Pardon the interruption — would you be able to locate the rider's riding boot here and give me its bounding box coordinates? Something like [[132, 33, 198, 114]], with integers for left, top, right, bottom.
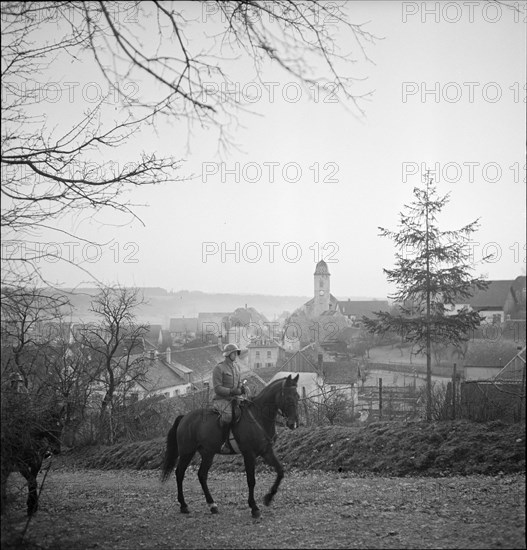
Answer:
[[219, 416, 237, 454]]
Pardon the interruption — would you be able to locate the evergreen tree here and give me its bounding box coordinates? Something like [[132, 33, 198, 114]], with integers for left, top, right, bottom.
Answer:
[[363, 173, 489, 421]]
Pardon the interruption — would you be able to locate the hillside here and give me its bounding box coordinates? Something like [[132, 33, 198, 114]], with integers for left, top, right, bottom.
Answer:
[[56, 288, 382, 324]]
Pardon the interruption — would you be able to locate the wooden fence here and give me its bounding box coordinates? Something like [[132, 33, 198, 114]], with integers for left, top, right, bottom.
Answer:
[[358, 381, 422, 421], [460, 381, 526, 423]]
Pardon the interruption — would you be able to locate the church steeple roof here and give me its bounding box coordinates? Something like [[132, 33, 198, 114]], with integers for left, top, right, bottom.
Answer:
[[314, 260, 330, 276]]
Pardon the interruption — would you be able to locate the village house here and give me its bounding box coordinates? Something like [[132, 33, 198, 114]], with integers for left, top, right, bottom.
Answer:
[[450, 276, 526, 323], [169, 317, 199, 342], [197, 312, 230, 343], [128, 348, 192, 401], [168, 343, 227, 389], [337, 299, 390, 325], [266, 347, 358, 406], [221, 306, 270, 351], [247, 338, 286, 369]]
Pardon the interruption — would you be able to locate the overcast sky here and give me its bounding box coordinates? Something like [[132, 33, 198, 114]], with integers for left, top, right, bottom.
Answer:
[[19, 1, 527, 299]]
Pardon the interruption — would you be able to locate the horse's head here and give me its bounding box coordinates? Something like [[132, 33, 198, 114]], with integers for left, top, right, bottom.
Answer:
[[278, 374, 300, 430]]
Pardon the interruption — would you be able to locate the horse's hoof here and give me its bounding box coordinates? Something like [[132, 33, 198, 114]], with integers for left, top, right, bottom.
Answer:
[[180, 506, 190, 514], [210, 504, 218, 514], [263, 494, 273, 507], [252, 509, 261, 519]]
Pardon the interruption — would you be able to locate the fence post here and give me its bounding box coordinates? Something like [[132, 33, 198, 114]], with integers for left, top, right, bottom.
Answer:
[[519, 359, 526, 422], [379, 378, 383, 420], [452, 363, 457, 420]]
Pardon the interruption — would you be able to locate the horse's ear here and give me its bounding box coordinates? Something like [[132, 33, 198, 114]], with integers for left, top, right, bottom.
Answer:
[[286, 375, 292, 382], [293, 374, 299, 384]]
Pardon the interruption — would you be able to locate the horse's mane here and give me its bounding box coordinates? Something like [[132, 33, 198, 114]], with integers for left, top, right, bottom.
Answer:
[[253, 377, 289, 403]]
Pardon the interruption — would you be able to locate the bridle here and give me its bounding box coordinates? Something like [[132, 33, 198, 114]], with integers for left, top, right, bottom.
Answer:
[[243, 379, 297, 444]]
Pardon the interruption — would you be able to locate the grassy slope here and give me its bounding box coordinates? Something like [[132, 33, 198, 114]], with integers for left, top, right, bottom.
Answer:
[[64, 420, 525, 477]]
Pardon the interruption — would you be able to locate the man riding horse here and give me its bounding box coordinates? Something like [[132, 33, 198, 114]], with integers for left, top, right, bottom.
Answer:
[[212, 343, 246, 454]]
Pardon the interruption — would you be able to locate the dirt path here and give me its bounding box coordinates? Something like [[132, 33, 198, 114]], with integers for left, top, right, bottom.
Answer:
[[2, 467, 525, 549]]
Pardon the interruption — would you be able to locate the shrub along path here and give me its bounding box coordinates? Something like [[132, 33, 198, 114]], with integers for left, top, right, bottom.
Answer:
[[65, 420, 525, 477]]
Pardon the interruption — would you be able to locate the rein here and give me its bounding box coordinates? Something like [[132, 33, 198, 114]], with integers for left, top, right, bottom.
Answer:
[[244, 379, 286, 445], [246, 407, 275, 445]]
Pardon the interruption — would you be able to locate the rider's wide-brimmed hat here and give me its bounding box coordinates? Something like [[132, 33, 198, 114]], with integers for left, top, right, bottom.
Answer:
[[223, 343, 241, 357]]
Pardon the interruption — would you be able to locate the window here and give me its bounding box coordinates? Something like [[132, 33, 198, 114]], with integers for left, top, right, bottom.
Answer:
[[256, 362, 261, 368], [203, 382, 210, 390], [266, 362, 272, 368], [267, 351, 271, 359], [256, 351, 260, 358]]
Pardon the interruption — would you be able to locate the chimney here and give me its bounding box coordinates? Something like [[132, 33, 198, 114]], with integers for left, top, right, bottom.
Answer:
[[149, 349, 155, 360], [166, 346, 171, 363]]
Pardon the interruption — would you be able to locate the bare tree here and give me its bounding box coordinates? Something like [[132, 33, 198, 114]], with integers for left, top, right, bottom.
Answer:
[[0, 288, 100, 446], [38, 332, 100, 445], [311, 374, 353, 425], [1, 1, 377, 284], [0, 286, 70, 389], [76, 285, 149, 443]]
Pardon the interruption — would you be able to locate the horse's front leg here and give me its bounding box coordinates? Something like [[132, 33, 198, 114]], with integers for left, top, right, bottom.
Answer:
[[261, 447, 284, 507], [1, 468, 10, 515], [242, 452, 260, 518], [197, 450, 218, 514], [20, 467, 39, 516]]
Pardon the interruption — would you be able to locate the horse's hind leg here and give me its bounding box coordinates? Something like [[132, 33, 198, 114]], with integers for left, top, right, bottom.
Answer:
[[197, 450, 218, 514], [261, 448, 284, 507], [176, 452, 194, 514]]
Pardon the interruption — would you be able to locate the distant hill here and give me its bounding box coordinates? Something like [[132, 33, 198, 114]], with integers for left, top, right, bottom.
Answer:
[[56, 288, 386, 327]]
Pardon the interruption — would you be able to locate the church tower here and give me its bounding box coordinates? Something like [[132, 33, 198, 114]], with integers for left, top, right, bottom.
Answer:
[[313, 260, 330, 316]]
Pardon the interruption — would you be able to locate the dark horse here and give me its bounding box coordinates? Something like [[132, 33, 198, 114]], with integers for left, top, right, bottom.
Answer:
[[0, 393, 64, 516], [161, 374, 300, 518]]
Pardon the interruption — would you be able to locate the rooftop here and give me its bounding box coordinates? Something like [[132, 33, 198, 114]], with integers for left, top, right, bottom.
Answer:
[[170, 344, 224, 381]]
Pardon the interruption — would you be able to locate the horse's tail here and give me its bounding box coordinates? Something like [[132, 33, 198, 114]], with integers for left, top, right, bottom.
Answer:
[[160, 415, 184, 482]]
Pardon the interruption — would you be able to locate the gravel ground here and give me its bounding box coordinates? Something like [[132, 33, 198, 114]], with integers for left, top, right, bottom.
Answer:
[[1, 466, 525, 549]]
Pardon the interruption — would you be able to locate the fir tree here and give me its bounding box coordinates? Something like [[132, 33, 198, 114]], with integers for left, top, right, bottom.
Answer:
[[363, 173, 489, 421]]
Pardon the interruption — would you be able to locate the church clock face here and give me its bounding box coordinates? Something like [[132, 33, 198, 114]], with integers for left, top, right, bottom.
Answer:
[[319, 290, 325, 296]]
